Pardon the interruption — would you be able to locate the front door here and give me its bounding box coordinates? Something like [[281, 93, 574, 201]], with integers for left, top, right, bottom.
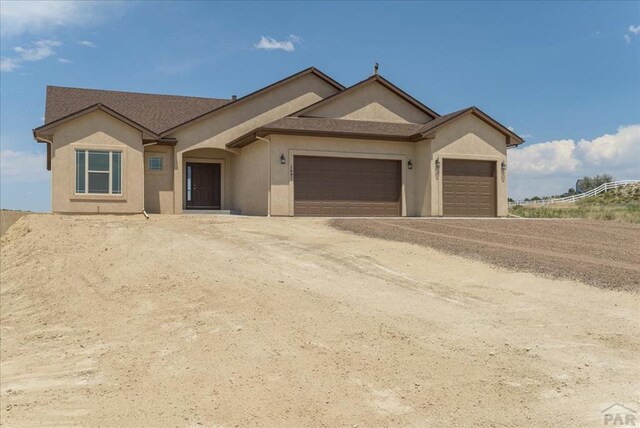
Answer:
[[186, 163, 221, 209]]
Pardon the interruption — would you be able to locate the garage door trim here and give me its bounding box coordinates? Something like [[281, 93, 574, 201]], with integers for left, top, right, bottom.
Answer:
[[289, 149, 407, 216]]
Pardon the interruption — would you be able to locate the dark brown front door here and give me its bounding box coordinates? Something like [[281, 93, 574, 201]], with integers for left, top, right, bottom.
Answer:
[[186, 163, 221, 209], [294, 156, 401, 217], [442, 159, 496, 217]]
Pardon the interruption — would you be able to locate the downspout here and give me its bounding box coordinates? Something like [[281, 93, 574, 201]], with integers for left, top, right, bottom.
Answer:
[[34, 135, 53, 211], [255, 135, 271, 217]]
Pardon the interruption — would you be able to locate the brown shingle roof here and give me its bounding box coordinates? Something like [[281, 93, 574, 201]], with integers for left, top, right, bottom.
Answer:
[[227, 117, 425, 148], [44, 86, 231, 134], [227, 107, 525, 148]]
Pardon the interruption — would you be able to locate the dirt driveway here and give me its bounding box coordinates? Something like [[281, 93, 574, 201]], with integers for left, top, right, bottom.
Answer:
[[330, 218, 640, 291], [1, 215, 638, 426]]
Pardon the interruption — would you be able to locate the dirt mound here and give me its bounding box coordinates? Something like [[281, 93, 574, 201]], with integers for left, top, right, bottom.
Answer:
[[1, 215, 638, 426]]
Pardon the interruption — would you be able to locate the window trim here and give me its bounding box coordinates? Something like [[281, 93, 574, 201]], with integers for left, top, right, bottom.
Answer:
[[148, 155, 164, 171], [145, 152, 166, 176], [75, 149, 123, 195]]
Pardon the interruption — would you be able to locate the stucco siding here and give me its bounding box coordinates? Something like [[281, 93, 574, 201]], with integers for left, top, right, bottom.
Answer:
[[144, 145, 174, 214], [269, 134, 418, 216], [301, 82, 431, 124], [50, 110, 144, 214], [171, 73, 339, 213], [232, 141, 268, 215], [428, 114, 509, 217]]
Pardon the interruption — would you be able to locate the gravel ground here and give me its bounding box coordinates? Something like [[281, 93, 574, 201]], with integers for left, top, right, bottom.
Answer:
[[330, 218, 640, 292]]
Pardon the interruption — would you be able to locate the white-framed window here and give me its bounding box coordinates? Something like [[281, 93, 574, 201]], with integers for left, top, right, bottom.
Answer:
[[75, 149, 122, 194], [148, 155, 163, 171]]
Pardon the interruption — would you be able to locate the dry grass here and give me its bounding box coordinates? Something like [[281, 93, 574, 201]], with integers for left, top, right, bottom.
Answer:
[[510, 183, 640, 223]]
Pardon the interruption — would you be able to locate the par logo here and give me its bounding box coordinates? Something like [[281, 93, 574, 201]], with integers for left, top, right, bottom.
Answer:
[[601, 403, 637, 426]]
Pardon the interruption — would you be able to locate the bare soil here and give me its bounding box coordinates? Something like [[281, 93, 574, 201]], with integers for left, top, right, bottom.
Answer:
[[0, 210, 32, 236], [330, 218, 640, 292], [1, 215, 638, 426]]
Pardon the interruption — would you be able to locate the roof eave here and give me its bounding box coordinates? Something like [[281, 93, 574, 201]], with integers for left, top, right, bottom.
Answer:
[[227, 128, 424, 149], [410, 106, 524, 146], [34, 103, 160, 140]]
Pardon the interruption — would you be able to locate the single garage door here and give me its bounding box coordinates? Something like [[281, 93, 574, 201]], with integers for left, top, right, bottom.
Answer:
[[443, 159, 496, 217], [294, 156, 401, 216]]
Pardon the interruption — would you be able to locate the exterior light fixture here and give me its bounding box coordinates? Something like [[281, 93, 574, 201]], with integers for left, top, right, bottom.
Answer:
[[435, 158, 441, 169], [501, 160, 507, 171], [408, 160, 413, 170], [280, 154, 286, 165]]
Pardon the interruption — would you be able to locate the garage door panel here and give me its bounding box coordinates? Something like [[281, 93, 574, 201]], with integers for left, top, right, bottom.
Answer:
[[443, 159, 496, 217], [294, 156, 401, 217]]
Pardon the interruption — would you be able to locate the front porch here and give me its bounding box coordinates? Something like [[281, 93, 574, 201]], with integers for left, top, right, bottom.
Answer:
[[179, 148, 236, 213]]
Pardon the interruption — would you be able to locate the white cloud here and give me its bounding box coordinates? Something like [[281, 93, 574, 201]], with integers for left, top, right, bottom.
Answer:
[[0, 1, 126, 37], [14, 39, 61, 61], [58, 58, 72, 63], [79, 40, 96, 47], [254, 34, 302, 52], [509, 125, 640, 199], [1, 39, 61, 72], [510, 139, 580, 176], [577, 125, 639, 166], [0, 150, 49, 183], [625, 24, 640, 43], [0, 57, 20, 72]]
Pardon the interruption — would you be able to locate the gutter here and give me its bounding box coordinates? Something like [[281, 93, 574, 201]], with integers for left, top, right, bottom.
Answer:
[[33, 131, 53, 171]]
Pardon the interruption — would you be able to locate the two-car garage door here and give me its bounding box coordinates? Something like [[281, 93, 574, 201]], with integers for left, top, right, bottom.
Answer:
[[294, 156, 401, 217]]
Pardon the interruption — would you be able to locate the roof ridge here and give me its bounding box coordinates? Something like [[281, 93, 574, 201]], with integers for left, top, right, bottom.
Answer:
[[46, 85, 230, 102]]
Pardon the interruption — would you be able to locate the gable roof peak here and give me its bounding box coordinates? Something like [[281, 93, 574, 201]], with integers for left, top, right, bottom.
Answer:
[[291, 72, 439, 120]]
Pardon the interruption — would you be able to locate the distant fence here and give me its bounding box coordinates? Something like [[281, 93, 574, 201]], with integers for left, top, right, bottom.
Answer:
[[509, 180, 640, 207]]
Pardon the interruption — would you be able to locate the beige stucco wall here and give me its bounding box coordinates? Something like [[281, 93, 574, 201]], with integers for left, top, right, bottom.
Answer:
[[50, 110, 144, 214], [427, 113, 509, 217], [144, 145, 174, 214], [302, 81, 431, 124], [170, 73, 340, 213], [232, 141, 268, 215], [268, 134, 418, 216]]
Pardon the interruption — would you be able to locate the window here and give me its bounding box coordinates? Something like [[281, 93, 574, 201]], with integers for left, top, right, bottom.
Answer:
[[76, 149, 122, 194], [148, 156, 163, 171]]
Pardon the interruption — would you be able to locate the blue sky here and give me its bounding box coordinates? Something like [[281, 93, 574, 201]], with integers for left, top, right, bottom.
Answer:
[[1, 1, 639, 211]]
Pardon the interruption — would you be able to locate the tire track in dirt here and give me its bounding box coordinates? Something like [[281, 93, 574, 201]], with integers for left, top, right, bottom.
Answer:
[[330, 219, 640, 291]]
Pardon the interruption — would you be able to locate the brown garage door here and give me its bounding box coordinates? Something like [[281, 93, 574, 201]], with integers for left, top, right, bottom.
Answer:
[[294, 156, 401, 216], [443, 159, 496, 217]]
